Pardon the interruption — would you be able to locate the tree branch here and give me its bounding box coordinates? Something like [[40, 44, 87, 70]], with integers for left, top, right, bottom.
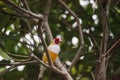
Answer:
[[102, 39, 120, 58], [25, 19, 38, 49], [2, 0, 44, 21], [95, 0, 111, 80], [2, 0, 73, 79], [38, 0, 73, 79], [37, 22, 53, 66], [0, 61, 38, 76], [30, 53, 50, 68], [58, 0, 84, 71], [0, 10, 32, 18], [42, 0, 53, 42], [44, 0, 52, 19], [31, 51, 70, 79], [97, 0, 110, 55], [22, 0, 31, 11]]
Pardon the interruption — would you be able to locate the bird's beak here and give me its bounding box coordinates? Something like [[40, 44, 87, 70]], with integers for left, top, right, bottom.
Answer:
[[60, 39, 62, 42]]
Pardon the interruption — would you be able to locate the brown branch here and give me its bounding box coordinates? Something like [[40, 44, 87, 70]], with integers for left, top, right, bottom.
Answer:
[[42, 0, 53, 42], [0, 61, 38, 76], [30, 53, 50, 68], [44, 0, 52, 19], [95, 0, 111, 80], [58, 0, 84, 71], [37, 24, 69, 78], [31, 51, 70, 79], [2, 0, 73, 79], [0, 10, 32, 18], [2, 0, 44, 21], [39, 0, 73, 79], [102, 39, 120, 58], [37, 0, 54, 66], [37, 22, 53, 66], [1, 61, 38, 66], [0, 53, 67, 78], [22, 0, 31, 11], [97, 0, 110, 55]]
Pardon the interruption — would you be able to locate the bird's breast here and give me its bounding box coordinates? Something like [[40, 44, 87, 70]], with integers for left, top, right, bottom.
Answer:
[[42, 50, 58, 63], [48, 44, 60, 54]]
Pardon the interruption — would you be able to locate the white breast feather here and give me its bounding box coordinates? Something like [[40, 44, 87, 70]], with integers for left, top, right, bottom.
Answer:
[[48, 44, 60, 54]]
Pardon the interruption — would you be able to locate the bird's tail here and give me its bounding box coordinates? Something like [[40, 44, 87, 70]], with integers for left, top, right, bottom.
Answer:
[[38, 65, 46, 80]]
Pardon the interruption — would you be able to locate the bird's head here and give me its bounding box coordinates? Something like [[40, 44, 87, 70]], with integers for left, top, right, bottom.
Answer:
[[53, 38, 62, 44]]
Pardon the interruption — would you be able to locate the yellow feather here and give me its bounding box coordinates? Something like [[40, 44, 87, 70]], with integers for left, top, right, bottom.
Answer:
[[42, 50, 58, 63], [38, 39, 61, 79]]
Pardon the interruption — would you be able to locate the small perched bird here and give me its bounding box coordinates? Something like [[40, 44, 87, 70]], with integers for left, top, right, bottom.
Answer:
[[38, 38, 62, 79]]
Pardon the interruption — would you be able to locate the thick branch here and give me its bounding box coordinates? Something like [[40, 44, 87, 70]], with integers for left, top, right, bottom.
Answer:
[[44, 0, 52, 19], [43, 0, 53, 42], [97, 0, 110, 55], [95, 0, 111, 80]]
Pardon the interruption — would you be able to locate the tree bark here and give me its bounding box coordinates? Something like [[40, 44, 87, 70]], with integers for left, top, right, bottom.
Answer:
[[95, 0, 111, 80]]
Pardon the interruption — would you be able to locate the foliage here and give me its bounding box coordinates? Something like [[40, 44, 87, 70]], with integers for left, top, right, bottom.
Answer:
[[0, 0, 120, 80]]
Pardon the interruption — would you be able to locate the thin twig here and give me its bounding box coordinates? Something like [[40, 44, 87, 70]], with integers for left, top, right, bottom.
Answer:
[[25, 19, 38, 48], [22, 0, 31, 11], [0, 65, 16, 76], [91, 72, 96, 80], [0, 10, 32, 18], [2, 0, 44, 20], [0, 61, 38, 76], [7, 52, 29, 59], [88, 33, 100, 52], [102, 39, 120, 58], [30, 53, 50, 68], [1, 60, 38, 66]]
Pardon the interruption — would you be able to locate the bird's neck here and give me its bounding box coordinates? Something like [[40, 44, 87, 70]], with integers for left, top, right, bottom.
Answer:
[[48, 43, 60, 54]]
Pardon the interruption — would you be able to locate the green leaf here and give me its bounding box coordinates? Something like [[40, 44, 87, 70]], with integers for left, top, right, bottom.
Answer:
[[60, 48, 78, 62], [71, 66, 77, 75], [0, 67, 5, 73], [0, 14, 11, 30], [0, 47, 10, 60], [0, 38, 6, 47], [14, 18, 20, 28]]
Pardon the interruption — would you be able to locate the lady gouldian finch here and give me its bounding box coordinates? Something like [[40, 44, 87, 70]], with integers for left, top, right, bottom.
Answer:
[[38, 38, 62, 79]]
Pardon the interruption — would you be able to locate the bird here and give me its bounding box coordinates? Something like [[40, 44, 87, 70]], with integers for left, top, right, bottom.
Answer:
[[38, 38, 62, 79]]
